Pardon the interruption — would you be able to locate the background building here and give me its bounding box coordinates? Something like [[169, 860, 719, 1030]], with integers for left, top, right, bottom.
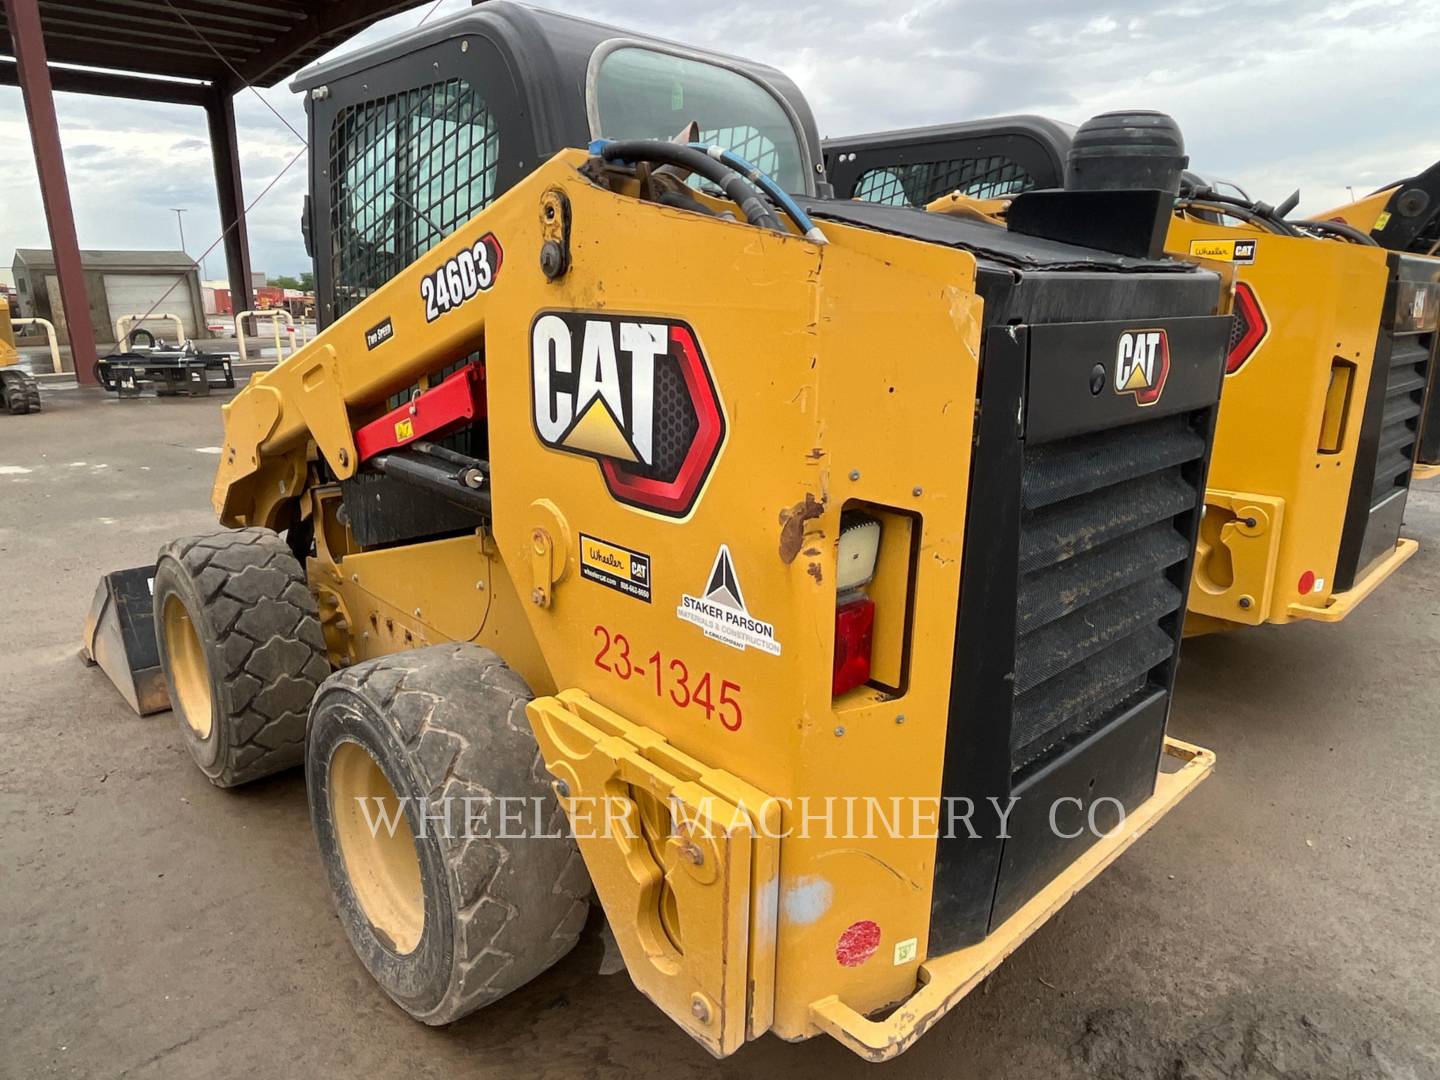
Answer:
[[12, 248, 207, 343]]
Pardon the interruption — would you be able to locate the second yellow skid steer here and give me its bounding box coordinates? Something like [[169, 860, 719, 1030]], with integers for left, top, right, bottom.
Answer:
[[1310, 161, 1440, 475], [825, 112, 1439, 633], [93, 4, 1230, 1061]]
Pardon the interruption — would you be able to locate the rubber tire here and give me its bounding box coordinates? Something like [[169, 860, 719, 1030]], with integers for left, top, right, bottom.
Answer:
[[306, 643, 591, 1025], [153, 527, 330, 787], [2, 371, 39, 414]]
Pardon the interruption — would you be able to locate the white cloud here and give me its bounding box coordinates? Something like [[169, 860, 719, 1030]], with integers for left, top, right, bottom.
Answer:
[[2, 0, 1438, 278]]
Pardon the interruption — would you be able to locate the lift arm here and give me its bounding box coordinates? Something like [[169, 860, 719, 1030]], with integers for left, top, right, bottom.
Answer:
[[211, 151, 581, 528]]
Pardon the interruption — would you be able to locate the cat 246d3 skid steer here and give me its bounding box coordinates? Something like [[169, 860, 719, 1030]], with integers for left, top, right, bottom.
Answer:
[[106, 5, 1231, 1061], [826, 114, 1438, 635]]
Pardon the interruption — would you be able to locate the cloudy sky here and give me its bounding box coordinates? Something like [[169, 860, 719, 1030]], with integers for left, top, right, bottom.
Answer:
[[2, 0, 1437, 280]]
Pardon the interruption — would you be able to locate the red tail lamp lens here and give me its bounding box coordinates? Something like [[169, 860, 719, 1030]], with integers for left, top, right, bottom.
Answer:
[[1227, 282, 1268, 375], [833, 595, 876, 696]]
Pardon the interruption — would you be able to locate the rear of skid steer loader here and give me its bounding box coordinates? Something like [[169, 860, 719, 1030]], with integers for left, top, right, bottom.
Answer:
[[94, 4, 1228, 1060], [1310, 163, 1440, 476], [825, 113, 1438, 634]]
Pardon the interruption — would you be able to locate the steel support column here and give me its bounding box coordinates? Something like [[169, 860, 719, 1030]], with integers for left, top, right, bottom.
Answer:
[[3, 0, 99, 383], [207, 80, 254, 317]]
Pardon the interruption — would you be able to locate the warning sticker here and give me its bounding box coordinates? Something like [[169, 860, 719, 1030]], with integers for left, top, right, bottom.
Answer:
[[678, 545, 781, 655], [579, 533, 651, 603], [1188, 238, 1257, 264]]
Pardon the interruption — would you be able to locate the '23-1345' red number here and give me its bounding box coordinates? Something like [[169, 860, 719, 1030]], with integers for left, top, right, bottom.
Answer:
[[593, 624, 742, 731]]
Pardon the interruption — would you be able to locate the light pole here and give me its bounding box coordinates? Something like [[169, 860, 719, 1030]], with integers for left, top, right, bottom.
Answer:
[[170, 207, 209, 279], [170, 207, 187, 254]]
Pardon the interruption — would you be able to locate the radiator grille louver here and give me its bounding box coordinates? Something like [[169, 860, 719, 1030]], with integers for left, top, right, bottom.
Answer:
[[1370, 337, 1429, 506], [1011, 414, 1203, 771]]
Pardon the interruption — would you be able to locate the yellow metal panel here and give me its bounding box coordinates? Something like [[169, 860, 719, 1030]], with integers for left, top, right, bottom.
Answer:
[[1308, 186, 1399, 235], [1166, 214, 1393, 627], [526, 690, 779, 1057], [1187, 490, 1285, 625]]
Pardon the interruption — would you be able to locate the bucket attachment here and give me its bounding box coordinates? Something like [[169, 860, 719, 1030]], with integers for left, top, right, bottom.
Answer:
[[81, 566, 170, 716]]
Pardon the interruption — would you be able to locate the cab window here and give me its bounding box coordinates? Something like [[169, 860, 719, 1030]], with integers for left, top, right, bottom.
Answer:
[[592, 46, 807, 194]]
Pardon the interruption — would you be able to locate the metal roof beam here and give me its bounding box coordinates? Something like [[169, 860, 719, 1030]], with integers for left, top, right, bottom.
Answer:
[[39, 1, 260, 41], [0, 56, 212, 104]]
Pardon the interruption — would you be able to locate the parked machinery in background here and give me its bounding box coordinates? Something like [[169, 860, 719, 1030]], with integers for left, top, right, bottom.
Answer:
[[95, 328, 235, 399], [825, 111, 1439, 633], [0, 309, 41, 414]]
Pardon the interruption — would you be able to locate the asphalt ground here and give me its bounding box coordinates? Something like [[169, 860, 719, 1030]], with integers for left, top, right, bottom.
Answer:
[[2, 384, 1437, 1078]]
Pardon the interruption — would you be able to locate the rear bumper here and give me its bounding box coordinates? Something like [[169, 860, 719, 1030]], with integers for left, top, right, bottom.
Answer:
[[1288, 538, 1418, 623], [808, 737, 1214, 1061], [1412, 463, 1440, 481]]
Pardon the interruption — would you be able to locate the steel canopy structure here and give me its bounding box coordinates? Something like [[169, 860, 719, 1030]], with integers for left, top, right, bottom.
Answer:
[[0, 0, 423, 382]]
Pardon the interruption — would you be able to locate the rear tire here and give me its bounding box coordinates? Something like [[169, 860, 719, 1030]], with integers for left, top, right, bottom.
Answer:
[[306, 644, 590, 1025], [153, 527, 330, 787]]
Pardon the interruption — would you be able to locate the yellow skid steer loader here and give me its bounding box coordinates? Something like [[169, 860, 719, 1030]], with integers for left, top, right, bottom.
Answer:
[[92, 6, 1230, 1060]]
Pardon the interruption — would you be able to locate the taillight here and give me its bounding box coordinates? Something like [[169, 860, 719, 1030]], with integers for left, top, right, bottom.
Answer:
[[833, 595, 876, 695], [1226, 281, 1268, 375], [833, 514, 882, 696]]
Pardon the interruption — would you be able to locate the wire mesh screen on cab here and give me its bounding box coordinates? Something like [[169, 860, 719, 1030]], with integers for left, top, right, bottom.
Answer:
[[328, 78, 498, 444], [328, 78, 499, 320], [852, 155, 1034, 208]]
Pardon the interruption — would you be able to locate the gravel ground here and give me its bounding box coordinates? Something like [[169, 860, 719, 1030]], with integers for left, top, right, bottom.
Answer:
[[2, 385, 1437, 1079]]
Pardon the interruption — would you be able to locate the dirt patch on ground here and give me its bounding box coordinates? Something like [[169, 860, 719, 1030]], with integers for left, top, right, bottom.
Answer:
[[1073, 1002, 1427, 1080]]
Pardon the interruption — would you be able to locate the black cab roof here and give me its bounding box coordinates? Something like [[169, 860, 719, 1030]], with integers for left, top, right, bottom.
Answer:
[[292, 1, 824, 195]]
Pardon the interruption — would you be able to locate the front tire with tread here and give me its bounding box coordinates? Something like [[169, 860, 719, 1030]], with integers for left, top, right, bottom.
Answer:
[[153, 526, 330, 787]]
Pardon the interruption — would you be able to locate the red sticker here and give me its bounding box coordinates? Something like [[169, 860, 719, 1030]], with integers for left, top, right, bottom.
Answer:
[[835, 920, 881, 967]]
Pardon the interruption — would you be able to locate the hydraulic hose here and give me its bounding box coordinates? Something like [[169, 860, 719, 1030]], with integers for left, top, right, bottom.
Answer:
[[687, 143, 828, 244], [1179, 184, 1373, 246], [1294, 218, 1380, 245], [1178, 199, 1299, 236], [594, 140, 783, 233]]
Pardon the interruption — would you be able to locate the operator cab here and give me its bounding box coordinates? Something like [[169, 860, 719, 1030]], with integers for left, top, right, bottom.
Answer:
[[292, 0, 823, 327]]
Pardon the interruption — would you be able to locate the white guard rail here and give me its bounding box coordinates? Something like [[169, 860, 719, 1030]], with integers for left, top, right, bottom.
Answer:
[[235, 309, 298, 365]]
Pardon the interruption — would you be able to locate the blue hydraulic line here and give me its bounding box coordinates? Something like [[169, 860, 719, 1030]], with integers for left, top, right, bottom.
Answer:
[[587, 137, 826, 244], [688, 143, 829, 245]]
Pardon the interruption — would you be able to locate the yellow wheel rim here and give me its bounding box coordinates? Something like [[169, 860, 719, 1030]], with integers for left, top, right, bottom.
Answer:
[[162, 595, 213, 738], [330, 741, 425, 955]]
